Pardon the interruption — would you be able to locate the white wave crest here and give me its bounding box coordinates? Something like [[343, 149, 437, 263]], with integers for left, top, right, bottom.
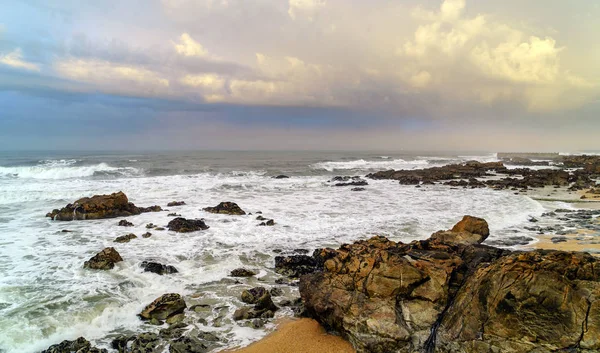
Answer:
[[0, 162, 141, 180], [311, 159, 430, 172]]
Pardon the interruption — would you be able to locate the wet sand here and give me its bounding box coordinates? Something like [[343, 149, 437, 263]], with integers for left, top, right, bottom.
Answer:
[[525, 229, 600, 255], [223, 318, 356, 353]]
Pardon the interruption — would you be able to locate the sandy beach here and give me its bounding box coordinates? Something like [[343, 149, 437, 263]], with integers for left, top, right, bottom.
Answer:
[[223, 318, 355, 353]]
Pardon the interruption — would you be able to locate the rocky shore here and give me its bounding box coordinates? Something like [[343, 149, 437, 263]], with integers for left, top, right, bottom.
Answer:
[[39, 156, 600, 353]]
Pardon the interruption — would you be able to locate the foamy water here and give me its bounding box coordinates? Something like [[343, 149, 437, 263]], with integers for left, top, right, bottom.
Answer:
[[0, 151, 552, 352]]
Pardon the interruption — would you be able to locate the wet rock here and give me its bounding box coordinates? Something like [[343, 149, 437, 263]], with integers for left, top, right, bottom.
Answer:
[[61, 229, 73, 233], [42, 337, 107, 353], [258, 219, 275, 226], [138, 205, 163, 213], [273, 175, 290, 179], [112, 332, 162, 353], [142, 232, 152, 238], [528, 216, 539, 223], [155, 227, 166, 231], [146, 223, 156, 229], [270, 287, 284, 297], [118, 219, 134, 227], [83, 247, 123, 270], [114, 233, 137, 243], [139, 293, 186, 322], [168, 213, 181, 217], [241, 287, 268, 304], [551, 236, 568, 243], [275, 254, 318, 278], [141, 261, 179, 275], [169, 336, 208, 353], [351, 187, 366, 191], [203, 202, 246, 215], [334, 180, 369, 187], [167, 218, 209, 232], [167, 201, 186, 207], [230, 268, 256, 277], [367, 161, 505, 184], [485, 236, 534, 247], [47, 191, 158, 221], [256, 215, 267, 221], [430, 215, 490, 245]]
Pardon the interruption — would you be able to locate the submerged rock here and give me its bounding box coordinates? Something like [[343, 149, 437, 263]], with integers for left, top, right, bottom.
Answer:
[[114, 233, 137, 243], [230, 268, 257, 277], [167, 218, 209, 232], [258, 219, 275, 226], [275, 254, 318, 278], [41, 337, 107, 353], [83, 247, 123, 270], [118, 219, 134, 227], [141, 261, 179, 275], [233, 290, 278, 321], [203, 202, 246, 215], [47, 192, 159, 221], [167, 201, 186, 207], [139, 293, 186, 322], [241, 287, 268, 304], [299, 216, 600, 353]]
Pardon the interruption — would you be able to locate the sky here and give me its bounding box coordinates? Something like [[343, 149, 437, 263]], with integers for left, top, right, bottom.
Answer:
[[0, 0, 599, 151]]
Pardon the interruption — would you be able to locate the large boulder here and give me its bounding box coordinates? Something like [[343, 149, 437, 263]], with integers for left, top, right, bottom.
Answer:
[[139, 293, 186, 322], [203, 202, 246, 215], [41, 337, 107, 353], [167, 218, 209, 232], [299, 217, 600, 353], [430, 215, 490, 245], [83, 247, 123, 270], [46, 192, 160, 221]]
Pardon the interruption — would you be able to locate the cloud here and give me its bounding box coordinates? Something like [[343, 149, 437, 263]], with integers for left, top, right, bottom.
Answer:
[[288, 0, 325, 20], [173, 33, 208, 57], [0, 48, 40, 72], [54, 58, 169, 96]]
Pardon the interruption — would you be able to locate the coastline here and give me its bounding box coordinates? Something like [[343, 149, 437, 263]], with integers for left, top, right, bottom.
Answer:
[[222, 318, 355, 353]]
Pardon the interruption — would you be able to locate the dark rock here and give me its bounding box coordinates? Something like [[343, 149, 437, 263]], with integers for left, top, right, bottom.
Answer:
[[169, 336, 208, 353], [167, 218, 209, 232], [112, 332, 162, 353], [155, 227, 165, 231], [138, 205, 163, 213], [83, 247, 123, 270], [275, 254, 318, 278], [114, 233, 137, 243], [42, 337, 107, 353], [273, 175, 290, 179], [142, 232, 152, 238], [551, 236, 568, 243], [230, 268, 256, 277], [139, 294, 186, 322], [167, 201, 186, 207], [141, 261, 178, 275], [47, 191, 158, 221], [351, 187, 366, 191], [241, 287, 268, 304], [485, 236, 534, 247], [258, 219, 275, 226], [334, 180, 369, 187], [256, 215, 267, 221], [168, 213, 181, 217], [203, 202, 246, 215], [270, 287, 284, 297], [146, 223, 156, 229], [118, 219, 134, 227], [233, 290, 278, 321]]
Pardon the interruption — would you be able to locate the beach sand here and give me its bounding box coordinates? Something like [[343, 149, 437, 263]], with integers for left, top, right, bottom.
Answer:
[[525, 229, 600, 255], [222, 318, 355, 353]]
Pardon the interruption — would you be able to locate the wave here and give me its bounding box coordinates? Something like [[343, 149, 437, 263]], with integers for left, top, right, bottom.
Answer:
[[311, 159, 430, 172], [0, 161, 141, 180]]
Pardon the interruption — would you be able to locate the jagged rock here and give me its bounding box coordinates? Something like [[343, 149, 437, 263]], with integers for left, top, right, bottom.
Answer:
[[167, 218, 209, 232], [47, 192, 159, 221], [230, 268, 256, 277], [112, 332, 162, 353], [42, 337, 107, 353], [167, 201, 186, 207], [141, 261, 178, 275], [139, 294, 187, 322], [300, 217, 600, 353], [241, 287, 268, 304], [83, 247, 123, 270], [275, 254, 318, 278], [169, 336, 208, 353], [430, 215, 490, 245], [203, 202, 246, 215], [114, 233, 137, 243], [367, 161, 505, 184], [118, 219, 134, 227]]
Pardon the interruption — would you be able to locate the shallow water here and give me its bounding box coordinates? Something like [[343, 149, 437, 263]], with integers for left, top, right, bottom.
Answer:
[[0, 151, 570, 352]]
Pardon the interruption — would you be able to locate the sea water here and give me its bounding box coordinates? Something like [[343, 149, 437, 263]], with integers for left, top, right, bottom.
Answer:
[[0, 151, 565, 352]]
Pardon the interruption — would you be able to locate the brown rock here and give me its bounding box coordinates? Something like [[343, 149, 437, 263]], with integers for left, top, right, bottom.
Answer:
[[83, 247, 123, 270], [139, 293, 186, 321], [167, 217, 209, 232], [114, 233, 137, 243], [203, 202, 246, 215]]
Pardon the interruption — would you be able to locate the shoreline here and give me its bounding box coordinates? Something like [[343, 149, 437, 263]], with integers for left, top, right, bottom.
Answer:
[[221, 318, 355, 353]]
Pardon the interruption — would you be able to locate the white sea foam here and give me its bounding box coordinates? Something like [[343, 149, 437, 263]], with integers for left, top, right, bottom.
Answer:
[[0, 162, 141, 180], [311, 158, 430, 171], [0, 161, 550, 352]]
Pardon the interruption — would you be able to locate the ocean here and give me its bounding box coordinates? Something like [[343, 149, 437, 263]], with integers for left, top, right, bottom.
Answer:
[[0, 151, 570, 352]]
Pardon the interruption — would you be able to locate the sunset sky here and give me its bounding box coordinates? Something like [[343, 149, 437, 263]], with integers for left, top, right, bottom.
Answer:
[[1, 0, 599, 151]]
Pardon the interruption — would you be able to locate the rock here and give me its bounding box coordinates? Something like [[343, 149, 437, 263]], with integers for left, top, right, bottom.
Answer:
[[203, 202, 246, 215], [155, 227, 166, 231], [42, 337, 107, 353], [167, 201, 186, 207], [485, 236, 534, 247], [112, 332, 162, 353], [299, 217, 600, 353], [256, 215, 267, 221], [273, 175, 290, 179], [270, 287, 284, 297], [275, 254, 318, 278], [230, 268, 256, 277], [551, 236, 568, 243], [61, 229, 73, 233], [334, 180, 369, 187], [118, 219, 134, 227], [139, 293, 187, 322], [142, 232, 152, 238], [351, 187, 366, 191], [83, 247, 123, 270], [114, 233, 137, 243], [138, 205, 163, 213], [167, 218, 209, 232], [141, 261, 179, 275], [241, 287, 268, 304], [47, 191, 158, 221], [258, 219, 275, 226], [429, 216, 489, 245], [169, 336, 208, 353], [168, 213, 181, 217], [450, 215, 490, 238], [146, 223, 156, 229], [528, 216, 539, 223]]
